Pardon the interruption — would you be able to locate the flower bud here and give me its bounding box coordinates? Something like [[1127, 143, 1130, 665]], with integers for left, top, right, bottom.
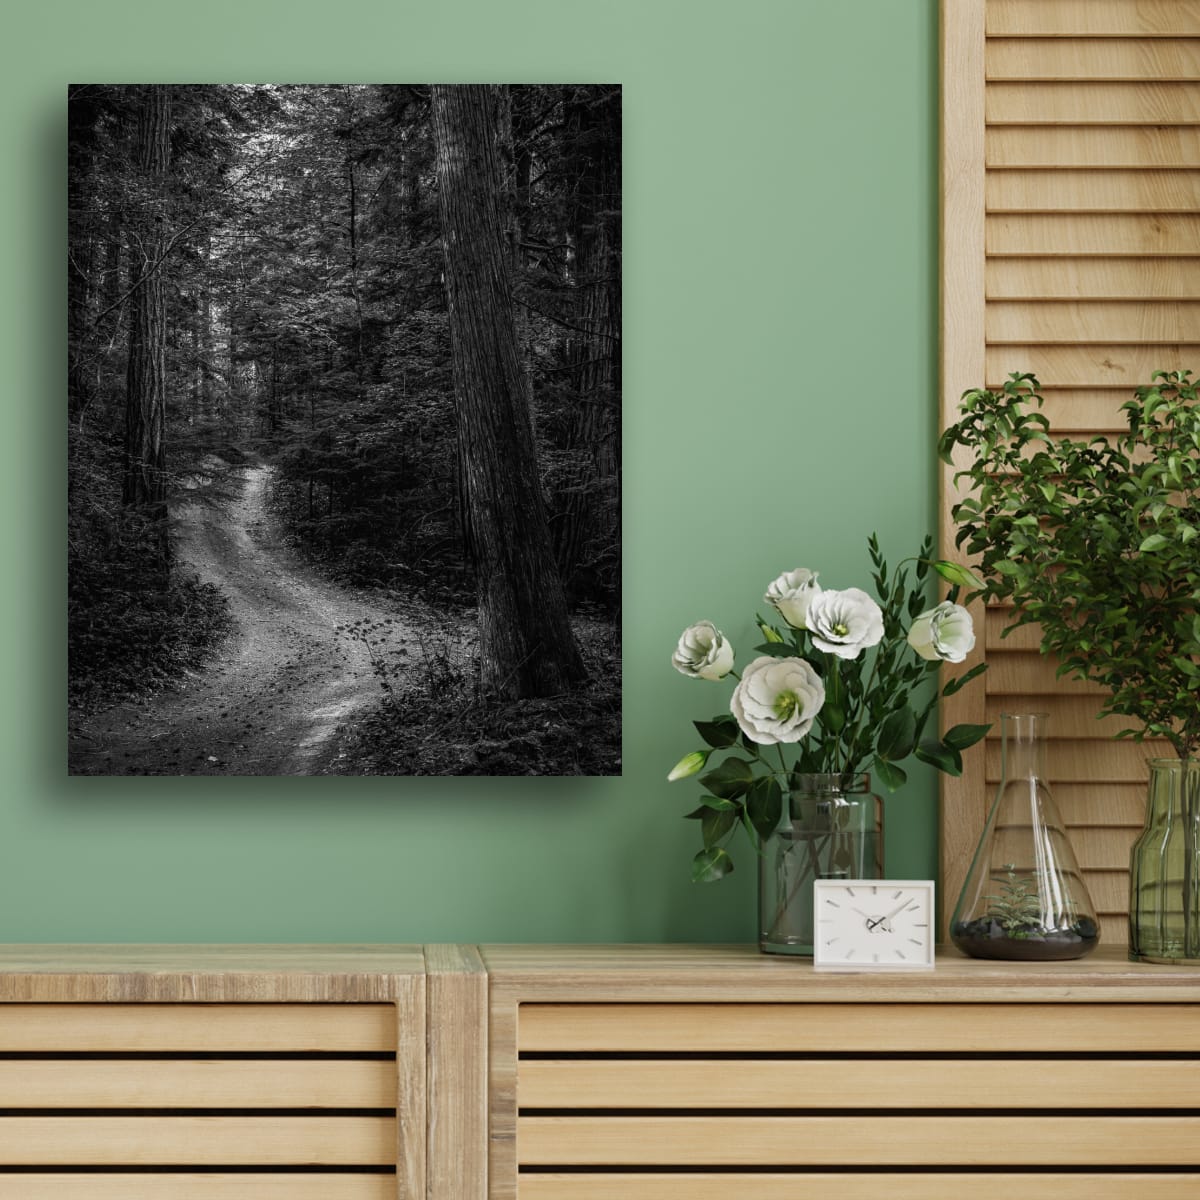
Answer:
[[667, 750, 711, 782]]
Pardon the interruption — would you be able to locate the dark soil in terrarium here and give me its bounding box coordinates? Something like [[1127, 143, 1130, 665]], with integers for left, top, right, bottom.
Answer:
[[951, 917, 1099, 961]]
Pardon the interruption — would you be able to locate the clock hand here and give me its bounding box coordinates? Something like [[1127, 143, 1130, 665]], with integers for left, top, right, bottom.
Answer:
[[851, 907, 882, 931]]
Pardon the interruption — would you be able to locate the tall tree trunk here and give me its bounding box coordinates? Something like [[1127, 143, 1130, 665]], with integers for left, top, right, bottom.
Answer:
[[431, 84, 586, 699], [122, 85, 171, 521], [556, 86, 622, 597], [68, 93, 100, 422]]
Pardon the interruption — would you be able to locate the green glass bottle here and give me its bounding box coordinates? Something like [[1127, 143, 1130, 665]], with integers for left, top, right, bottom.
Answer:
[[1129, 758, 1200, 964]]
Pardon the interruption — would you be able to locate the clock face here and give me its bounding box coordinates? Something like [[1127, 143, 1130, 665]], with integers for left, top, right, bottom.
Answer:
[[813, 880, 935, 971]]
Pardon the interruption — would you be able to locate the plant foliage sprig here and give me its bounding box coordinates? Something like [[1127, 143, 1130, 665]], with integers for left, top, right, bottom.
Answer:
[[669, 535, 991, 882], [939, 370, 1200, 760]]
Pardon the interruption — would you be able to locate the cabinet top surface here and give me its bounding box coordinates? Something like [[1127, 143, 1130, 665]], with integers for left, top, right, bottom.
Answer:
[[480, 944, 1200, 1002], [0, 945, 426, 1002], [0, 944, 1197, 1002]]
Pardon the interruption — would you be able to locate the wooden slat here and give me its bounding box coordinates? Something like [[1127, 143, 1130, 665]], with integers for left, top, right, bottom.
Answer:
[[988, 168, 1200, 212], [0, 1005, 395, 1052], [987, 256, 1200, 298], [424, 943, 487, 1200], [987, 82, 1200, 124], [517, 1114, 1200, 1167], [987, 213, 1200, 255], [518, 1175, 1200, 1200], [985, 737, 1167, 781], [987, 299, 1200, 341], [1067, 826, 1140, 870], [393, 972, 426, 1200], [0, 1116, 396, 1165], [987, 37, 1200, 81], [1054, 782, 1148, 826], [1085, 868, 1136, 913], [985, 343, 1200, 387], [983, 688, 1154, 738], [983, 650, 1106, 694], [0, 1059, 394, 1108], [940, 0, 991, 947], [987, 125, 1200, 168], [518, 1003, 1200, 1053], [0, 1178, 395, 1200], [519, 1057, 1200, 1109], [987, 1, 1200, 39]]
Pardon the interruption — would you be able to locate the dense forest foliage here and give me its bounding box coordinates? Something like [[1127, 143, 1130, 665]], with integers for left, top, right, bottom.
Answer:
[[68, 84, 621, 773]]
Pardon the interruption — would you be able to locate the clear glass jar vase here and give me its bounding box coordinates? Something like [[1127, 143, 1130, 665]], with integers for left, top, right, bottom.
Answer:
[[1129, 758, 1200, 964], [950, 712, 1099, 961], [758, 772, 882, 955]]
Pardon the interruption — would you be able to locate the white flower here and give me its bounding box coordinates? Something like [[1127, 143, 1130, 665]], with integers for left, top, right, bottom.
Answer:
[[806, 587, 884, 660], [907, 601, 976, 663], [764, 568, 821, 629], [730, 655, 825, 745], [672, 621, 735, 680]]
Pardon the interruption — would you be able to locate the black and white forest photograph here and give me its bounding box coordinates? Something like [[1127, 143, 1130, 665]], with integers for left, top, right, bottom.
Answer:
[[67, 84, 622, 776]]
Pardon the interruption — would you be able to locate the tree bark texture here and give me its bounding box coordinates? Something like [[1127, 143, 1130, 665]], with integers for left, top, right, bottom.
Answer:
[[122, 85, 171, 516], [431, 84, 586, 699], [557, 86, 622, 587]]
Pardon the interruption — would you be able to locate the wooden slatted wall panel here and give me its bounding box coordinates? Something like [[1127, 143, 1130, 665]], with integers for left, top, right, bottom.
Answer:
[[515, 1002, 1200, 1198], [940, 0, 1200, 942], [0, 1005, 399, 1200]]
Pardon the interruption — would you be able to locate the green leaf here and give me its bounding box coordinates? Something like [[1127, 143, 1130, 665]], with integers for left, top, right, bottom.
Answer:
[[683, 797, 739, 820], [873, 757, 908, 792], [932, 560, 983, 589], [752, 643, 799, 659], [1139, 533, 1171, 553], [876, 706, 917, 762], [699, 757, 757, 801], [943, 722, 991, 752], [915, 739, 963, 776], [745, 776, 783, 843], [693, 718, 740, 749], [701, 805, 738, 849], [691, 846, 733, 883], [943, 661, 988, 697]]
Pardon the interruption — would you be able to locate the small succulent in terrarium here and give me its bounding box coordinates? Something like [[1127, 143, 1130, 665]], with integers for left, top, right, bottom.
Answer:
[[952, 861, 1100, 961], [983, 864, 1044, 937]]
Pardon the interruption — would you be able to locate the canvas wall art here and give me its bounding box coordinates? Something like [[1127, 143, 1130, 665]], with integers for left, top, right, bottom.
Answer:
[[67, 84, 621, 776]]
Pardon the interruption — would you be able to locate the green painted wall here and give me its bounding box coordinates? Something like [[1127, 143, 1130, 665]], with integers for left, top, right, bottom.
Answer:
[[0, 0, 939, 942]]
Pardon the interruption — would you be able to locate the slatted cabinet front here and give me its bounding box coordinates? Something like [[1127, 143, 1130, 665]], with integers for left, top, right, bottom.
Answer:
[[514, 1001, 1200, 1199], [0, 1004, 399, 1199]]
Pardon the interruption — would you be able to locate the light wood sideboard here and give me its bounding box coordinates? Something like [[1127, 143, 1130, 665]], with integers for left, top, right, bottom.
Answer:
[[483, 944, 1200, 1200], [2, 944, 1199, 1199], [0, 944, 478, 1200]]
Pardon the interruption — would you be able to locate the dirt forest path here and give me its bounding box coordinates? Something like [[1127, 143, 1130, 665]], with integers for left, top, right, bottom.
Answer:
[[69, 463, 413, 776]]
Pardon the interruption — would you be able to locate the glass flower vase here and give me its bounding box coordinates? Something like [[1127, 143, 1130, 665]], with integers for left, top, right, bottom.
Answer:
[[1129, 758, 1200, 964], [950, 712, 1099, 961], [758, 772, 882, 955]]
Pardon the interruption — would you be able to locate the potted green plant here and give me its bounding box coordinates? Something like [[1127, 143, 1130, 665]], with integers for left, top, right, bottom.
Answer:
[[939, 369, 1200, 963], [668, 534, 990, 954]]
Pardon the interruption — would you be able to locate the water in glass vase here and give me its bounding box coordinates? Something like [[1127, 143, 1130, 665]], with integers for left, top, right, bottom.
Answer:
[[759, 773, 882, 955]]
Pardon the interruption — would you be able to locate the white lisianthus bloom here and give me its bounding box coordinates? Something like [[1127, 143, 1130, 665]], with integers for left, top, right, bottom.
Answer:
[[730, 655, 825, 745], [764, 568, 821, 630], [907, 601, 976, 663], [806, 588, 885, 660], [672, 621, 735, 680]]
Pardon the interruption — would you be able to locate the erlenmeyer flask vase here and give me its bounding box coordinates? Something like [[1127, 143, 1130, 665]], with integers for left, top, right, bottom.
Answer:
[[1129, 758, 1200, 964], [950, 713, 1100, 961]]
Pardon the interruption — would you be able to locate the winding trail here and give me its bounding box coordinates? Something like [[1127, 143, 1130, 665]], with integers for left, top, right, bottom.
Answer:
[[69, 463, 410, 776]]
